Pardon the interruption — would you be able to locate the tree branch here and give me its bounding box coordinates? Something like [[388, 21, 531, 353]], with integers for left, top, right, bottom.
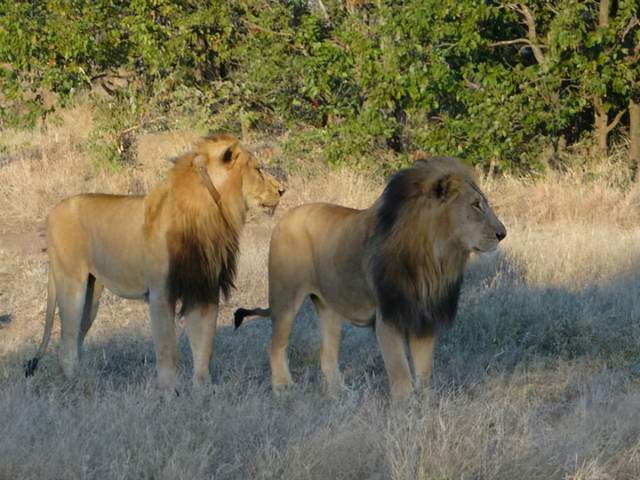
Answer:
[[621, 15, 638, 39], [606, 109, 625, 133], [241, 19, 292, 38], [327, 37, 350, 51], [489, 38, 531, 47], [313, 0, 330, 22], [508, 4, 546, 66], [595, 96, 626, 134], [464, 80, 483, 90], [118, 117, 166, 138]]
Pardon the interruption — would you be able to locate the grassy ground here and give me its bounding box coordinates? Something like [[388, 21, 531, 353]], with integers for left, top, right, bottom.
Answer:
[[1, 107, 640, 479]]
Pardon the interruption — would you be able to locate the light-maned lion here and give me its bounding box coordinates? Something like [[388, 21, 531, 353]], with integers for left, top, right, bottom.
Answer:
[[25, 134, 284, 389], [235, 157, 506, 400]]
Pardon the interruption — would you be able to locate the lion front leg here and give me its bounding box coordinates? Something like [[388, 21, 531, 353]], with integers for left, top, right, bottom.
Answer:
[[375, 312, 412, 401], [184, 303, 218, 388], [148, 291, 179, 390], [408, 334, 436, 394]]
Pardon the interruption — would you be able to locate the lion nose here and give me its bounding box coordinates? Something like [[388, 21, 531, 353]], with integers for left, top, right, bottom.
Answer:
[[496, 229, 506, 242], [278, 186, 286, 196]]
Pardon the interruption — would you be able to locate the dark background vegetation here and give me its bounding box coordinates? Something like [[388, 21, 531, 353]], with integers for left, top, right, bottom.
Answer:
[[1, 0, 638, 171]]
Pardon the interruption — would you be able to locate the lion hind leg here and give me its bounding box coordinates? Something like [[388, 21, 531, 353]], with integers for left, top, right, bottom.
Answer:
[[79, 274, 104, 347], [184, 303, 218, 388], [267, 228, 316, 393], [57, 277, 91, 379], [375, 312, 412, 401], [269, 290, 307, 392], [312, 297, 344, 394]]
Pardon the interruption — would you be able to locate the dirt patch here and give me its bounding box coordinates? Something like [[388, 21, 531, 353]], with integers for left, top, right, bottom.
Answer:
[[0, 228, 46, 256]]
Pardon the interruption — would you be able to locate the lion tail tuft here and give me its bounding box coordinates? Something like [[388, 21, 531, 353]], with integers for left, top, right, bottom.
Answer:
[[24, 357, 40, 377], [234, 307, 270, 329]]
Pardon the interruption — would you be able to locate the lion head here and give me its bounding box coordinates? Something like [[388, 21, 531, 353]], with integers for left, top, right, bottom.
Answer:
[[412, 156, 507, 253], [148, 134, 284, 317], [194, 134, 284, 214], [370, 156, 506, 336]]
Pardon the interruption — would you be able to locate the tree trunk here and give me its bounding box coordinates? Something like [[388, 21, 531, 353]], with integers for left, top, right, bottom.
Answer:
[[591, 0, 627, 161], [594, 0, 610, 160], [595, 108, 609, 161], [591, 1, 634, 164], [631, 98, 640, 180], [599, 0, 610, 27], [593, 98, 625, 161]]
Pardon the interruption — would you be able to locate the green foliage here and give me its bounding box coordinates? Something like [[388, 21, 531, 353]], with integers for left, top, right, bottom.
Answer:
[[88, 88, 153, 168], [0, 0, 638, 170]]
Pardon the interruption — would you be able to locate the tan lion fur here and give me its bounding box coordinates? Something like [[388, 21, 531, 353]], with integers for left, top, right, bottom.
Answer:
[[26, 134, 283, 389], [152, 136, 248, 315], [236, 157, 506, 400]]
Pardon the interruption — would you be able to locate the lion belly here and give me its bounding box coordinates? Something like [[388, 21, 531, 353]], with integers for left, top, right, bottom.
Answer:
[[315, 275, 376, 327], [92, 269, 147, 300]]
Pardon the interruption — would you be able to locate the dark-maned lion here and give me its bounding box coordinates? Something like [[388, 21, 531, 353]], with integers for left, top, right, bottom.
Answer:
[[235, 157, 506, 400], [26, 134, 284, 389]]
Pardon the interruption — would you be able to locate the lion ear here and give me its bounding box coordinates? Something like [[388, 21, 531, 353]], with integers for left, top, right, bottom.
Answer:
[[412, 151, 431, 166], [432, 174, 460, 202], [221, 143, 237, 165]]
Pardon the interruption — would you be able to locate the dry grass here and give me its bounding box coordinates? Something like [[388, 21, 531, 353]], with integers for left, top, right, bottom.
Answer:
[[2, 108, 640, 479]]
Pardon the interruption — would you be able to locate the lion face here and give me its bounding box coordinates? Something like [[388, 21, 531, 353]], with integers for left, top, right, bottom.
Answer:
[[240, 156, 285, 212], [402, 157, 505, 255], [448, 180, 506, 253], [195, 134, 284, 213]]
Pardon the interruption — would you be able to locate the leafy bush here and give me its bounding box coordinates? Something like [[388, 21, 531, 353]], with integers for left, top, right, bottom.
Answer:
[[1, 0, 638, 170]]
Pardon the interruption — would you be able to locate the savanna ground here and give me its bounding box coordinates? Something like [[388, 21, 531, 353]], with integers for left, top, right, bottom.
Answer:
[[2, 106, 640, 480]]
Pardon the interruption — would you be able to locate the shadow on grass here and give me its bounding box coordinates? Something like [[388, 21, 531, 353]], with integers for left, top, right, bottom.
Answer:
[[3, 247, 640, 395], [0, 297, 383, 396], [438, 249, 640, 386]]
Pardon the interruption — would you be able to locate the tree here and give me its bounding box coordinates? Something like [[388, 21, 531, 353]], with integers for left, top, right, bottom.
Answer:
[[591, 0, 624, 160], [1, 0, 638, 170], [625, 7, 640, 177]]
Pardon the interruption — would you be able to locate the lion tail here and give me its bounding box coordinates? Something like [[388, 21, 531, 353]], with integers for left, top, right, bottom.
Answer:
[[234, 307, 270, 329], [25, 267, 57, 377]]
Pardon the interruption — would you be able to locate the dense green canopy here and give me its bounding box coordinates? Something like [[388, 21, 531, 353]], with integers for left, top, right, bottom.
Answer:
[[1, 0, 638, 171]]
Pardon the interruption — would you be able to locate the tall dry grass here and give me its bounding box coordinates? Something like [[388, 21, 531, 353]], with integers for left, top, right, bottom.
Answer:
[[1, 108, 640, 479]]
